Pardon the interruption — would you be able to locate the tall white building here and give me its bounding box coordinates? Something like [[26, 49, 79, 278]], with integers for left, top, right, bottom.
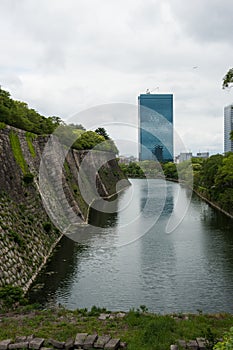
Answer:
[[224, 104, 233, 153]]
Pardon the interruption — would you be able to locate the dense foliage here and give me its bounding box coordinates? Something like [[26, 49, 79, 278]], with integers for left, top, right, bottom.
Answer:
[[0, 87, 118, 153], [222, 67, 233, 89], [193, 153, 233, 215], [0, 87, 61, 134]]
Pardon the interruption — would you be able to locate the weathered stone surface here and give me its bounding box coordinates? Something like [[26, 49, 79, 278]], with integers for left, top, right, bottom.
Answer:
[[83, 334, 98, 349], [98, 314, 110, 321], [170, 345, 178, 350], [119, 342, 127, 349], [29, 338, 45, 349], [15, 337, 27, 343], [74, 334, 88, 348], [187, 340, 198, 350], [0, 340, 13, 350], [9, 342, 29, 349], [196, 337, 206, 350], [178, 339, 186, 348], [48, 340, 65, 349], [104, 338, 120, 350], [26, 336, 34, 343], [116, 313, 126, 319], [94, 335, 111, 348], [65, 339, 74, 350]]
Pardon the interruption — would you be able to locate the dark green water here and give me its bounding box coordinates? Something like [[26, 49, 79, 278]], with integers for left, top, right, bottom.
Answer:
[[28, 179, 233, 313]]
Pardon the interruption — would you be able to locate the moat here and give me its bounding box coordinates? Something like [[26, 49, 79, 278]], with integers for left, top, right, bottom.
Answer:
[[28, 179, 233, 313]]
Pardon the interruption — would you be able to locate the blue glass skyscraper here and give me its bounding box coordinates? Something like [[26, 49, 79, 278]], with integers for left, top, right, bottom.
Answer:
[[138, 93, 173, 162]]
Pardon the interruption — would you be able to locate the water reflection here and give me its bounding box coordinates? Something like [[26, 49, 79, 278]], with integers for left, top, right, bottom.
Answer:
[[88, 197, 118, 228], [28, 180, 233, 313], [28, 237, 84, 305]]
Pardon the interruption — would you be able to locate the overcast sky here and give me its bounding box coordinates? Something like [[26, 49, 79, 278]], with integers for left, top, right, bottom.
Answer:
[[0, 0, 233, 156]]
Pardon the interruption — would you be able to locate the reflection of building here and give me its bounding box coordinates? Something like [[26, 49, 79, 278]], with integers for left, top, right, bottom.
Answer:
[[138, 93, 173, 162], [224, 104, 233, 153]]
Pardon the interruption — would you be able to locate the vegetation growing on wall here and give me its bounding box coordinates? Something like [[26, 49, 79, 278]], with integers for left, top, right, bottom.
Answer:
[[9, 131, 29, 175], [26, 132, 37, 158], [0, 122, 6, 130]]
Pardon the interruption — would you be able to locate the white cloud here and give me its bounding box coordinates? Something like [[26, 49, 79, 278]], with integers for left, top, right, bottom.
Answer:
[[0, 0, 232, 156]]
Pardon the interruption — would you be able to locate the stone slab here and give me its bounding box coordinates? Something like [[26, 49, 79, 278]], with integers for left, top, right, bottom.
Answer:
[[187, 340, 198, 350], [15, 337, 27, 343], [170, 345, 178, 350], [48, 340, 65, 349], [74, 334, 88, 348], [29, 338, 45, 350], [0, 340, 13, 350], [178, 340, 187, 348], [196, 337, 206, 350], [94, 335, 111, 348], [98, 314, 110, 321], [83, 335, 98, 349], [65, 339, 74, 350], [26, 337, 34, 343], [9, 342, 29, 349], [104, 338, 120, 350]]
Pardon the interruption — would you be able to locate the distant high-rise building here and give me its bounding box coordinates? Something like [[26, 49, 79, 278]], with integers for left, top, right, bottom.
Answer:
[[138, 93, 173, 161], [196, 152, 209, 159], [179, 152, 193, 163], [224, 104, 233, 153]]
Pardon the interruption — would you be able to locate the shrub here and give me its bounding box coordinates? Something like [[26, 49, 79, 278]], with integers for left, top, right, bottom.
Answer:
[[43, 222, 52, 233], [0, 122, 6, 129], [23, 172, 34, 184], [214, 327, 233, 350], [0, 285, 25, 307], [8, 230, 25, 248]]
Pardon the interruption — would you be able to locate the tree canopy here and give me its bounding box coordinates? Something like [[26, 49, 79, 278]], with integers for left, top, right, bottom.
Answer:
[[222, 68, 233, 89], [0, 86, 118, 153], [0, 86, 62, 134]]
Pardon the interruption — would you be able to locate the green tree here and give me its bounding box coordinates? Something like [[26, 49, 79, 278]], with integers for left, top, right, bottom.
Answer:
[[199, 154, 223, 198], [222, 68, 233, 89], [162, 162, 178, 180], [95, 127, 110, 140], [73, 130, 106, 150]]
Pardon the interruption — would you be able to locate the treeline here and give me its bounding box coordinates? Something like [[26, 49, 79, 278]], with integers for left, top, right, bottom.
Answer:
[[0, 87, 118, 153], [0, 87, 61, 134], [192, 154, 233, 215], [119, 154, 233, 216], [119, 161, 179, 179]]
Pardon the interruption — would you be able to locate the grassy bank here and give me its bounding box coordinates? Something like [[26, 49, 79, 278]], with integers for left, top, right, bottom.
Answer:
[[0, 305, 233, 349]]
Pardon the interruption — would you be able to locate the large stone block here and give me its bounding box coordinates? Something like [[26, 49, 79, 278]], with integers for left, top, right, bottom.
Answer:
[[104, 338, 120, 350], [29, 338, 45, 350], [0, 340, 13, 350], [9, 342, 29, 349], [83, 335, 98, 349], [94, 335, 111, 348], [74, 334, 88, 348]]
